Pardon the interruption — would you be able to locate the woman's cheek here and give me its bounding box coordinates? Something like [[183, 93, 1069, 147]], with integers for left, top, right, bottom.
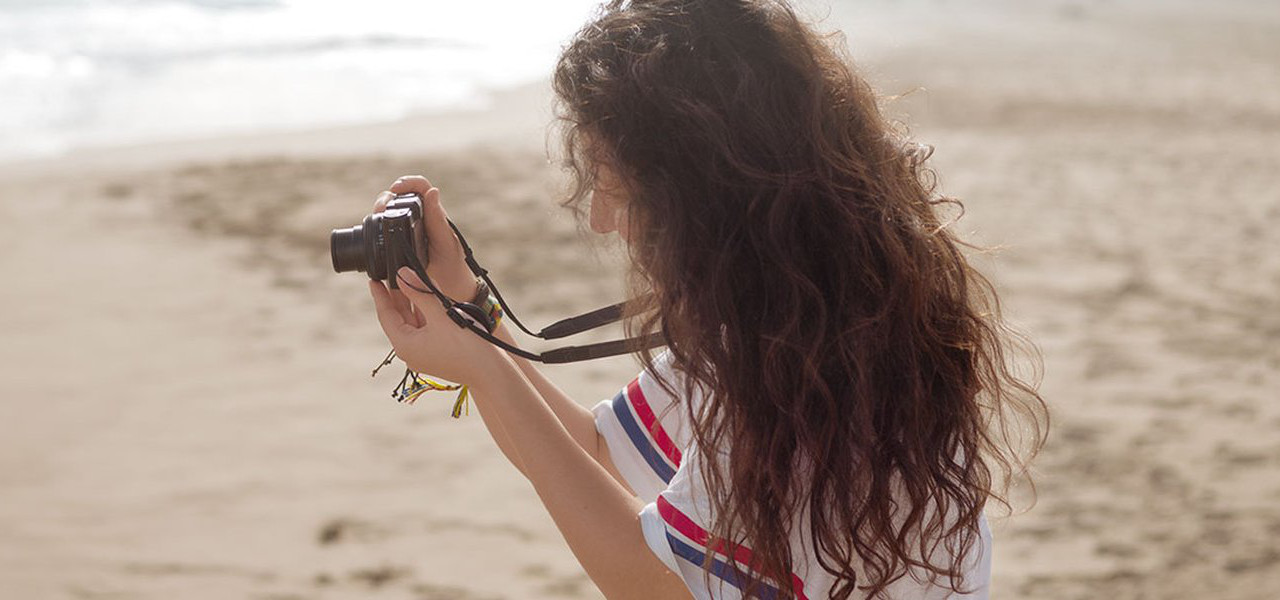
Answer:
[[615, 208, 631, 242]]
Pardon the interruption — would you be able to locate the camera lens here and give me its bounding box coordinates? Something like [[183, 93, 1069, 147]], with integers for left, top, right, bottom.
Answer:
[[331, 223, 368, 274], [331, 213, 387, 279]]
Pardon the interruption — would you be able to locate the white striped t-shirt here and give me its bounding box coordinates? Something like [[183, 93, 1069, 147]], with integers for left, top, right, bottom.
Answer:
[[592, 351, 992, 600]]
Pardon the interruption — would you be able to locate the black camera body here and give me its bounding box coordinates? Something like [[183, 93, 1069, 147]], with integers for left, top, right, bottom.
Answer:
[[330, 194, 428, 289]]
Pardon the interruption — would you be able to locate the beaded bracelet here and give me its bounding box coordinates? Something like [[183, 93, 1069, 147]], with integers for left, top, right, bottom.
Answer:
[[468, 279, 504, 334]]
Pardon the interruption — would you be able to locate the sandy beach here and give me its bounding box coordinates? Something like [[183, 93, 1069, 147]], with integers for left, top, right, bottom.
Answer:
[[2, 1, 1278, 598]]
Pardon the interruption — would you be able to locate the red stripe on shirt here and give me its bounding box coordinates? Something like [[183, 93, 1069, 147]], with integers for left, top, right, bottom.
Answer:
[[657, 495, 810, 600], [627, 378, 682, 467]]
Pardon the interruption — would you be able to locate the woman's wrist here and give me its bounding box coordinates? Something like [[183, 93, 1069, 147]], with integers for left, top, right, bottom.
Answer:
[[465, 344, 520, 398], [443, 274, 480, 303]]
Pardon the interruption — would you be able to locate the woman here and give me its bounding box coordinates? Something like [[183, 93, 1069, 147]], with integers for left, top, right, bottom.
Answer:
[[367, 0, 1047, 598]]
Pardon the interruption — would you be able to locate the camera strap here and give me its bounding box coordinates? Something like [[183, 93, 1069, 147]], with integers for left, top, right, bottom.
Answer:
[[396, 221, 667, 363], [395, 239, 665, 364], [445, 220, 657, 344]]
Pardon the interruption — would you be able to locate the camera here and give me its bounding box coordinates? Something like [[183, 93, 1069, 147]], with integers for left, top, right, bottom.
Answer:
[[330, 194, 428, 289]]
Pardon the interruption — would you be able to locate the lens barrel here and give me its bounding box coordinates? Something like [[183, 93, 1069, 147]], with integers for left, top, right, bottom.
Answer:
[[330, 224, 367, 273]]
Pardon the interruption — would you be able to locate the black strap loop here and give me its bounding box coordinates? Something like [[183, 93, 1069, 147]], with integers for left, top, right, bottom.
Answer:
[[538, 302, 627, 339]]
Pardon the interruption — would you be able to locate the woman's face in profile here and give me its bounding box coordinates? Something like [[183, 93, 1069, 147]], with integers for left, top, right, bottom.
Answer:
[[589, 162, 631, 242]]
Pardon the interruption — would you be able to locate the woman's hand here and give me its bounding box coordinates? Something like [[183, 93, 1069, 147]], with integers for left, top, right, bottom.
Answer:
[[374, 176, 478, 302], [368, 267, 505, 384], [368, 175, 499, 383]]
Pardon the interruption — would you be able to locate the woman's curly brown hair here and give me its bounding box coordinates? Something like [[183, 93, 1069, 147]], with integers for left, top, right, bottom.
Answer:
[[553, 1, 1048, 597]]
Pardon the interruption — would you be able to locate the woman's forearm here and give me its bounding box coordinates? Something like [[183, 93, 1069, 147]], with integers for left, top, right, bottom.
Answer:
[[469, 348, 691, 600], [472, 322, 631, 491]]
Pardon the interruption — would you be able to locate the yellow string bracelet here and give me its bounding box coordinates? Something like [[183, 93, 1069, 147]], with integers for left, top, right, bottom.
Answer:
[[375, 294, 503, 419]]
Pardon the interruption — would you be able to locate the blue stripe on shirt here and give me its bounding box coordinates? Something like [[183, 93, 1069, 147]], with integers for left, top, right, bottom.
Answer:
[[611, 389, 677, 483], [665, 532, 781, 600]]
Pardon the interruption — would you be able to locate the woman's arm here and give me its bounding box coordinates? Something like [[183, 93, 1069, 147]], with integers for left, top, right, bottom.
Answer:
[[452, 321, 632, 495], [485, 322, 634, 493], [377, 177, 630, 492], [471, 349, 689, 600], [369, 272, 692, 600]]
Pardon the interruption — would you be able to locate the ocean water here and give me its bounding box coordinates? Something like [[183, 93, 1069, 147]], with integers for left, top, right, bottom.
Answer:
[[5, 0, 1214, 162], [0, 0, 603, 161]]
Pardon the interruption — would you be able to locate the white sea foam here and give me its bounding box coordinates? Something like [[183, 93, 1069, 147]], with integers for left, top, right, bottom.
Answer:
[[0, 0, 602, 161]]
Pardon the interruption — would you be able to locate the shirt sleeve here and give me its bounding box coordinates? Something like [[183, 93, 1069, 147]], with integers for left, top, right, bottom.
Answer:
[[636, 450, 807, 600], [637, 454, 729, 600], [595, 354, 799, 599], [592, 351, 689, 504]]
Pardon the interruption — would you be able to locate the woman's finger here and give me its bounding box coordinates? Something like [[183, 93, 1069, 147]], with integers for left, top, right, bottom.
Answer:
[[395, 267, 450, 325], [373, 190, 394, 213], [418, 187, 464, 261], [410, 303, 426, 328], [389, 175, 432, 196], [395, 267, 431, 305], [388, 287, 414, 319], [368, 280, 414, 339]]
